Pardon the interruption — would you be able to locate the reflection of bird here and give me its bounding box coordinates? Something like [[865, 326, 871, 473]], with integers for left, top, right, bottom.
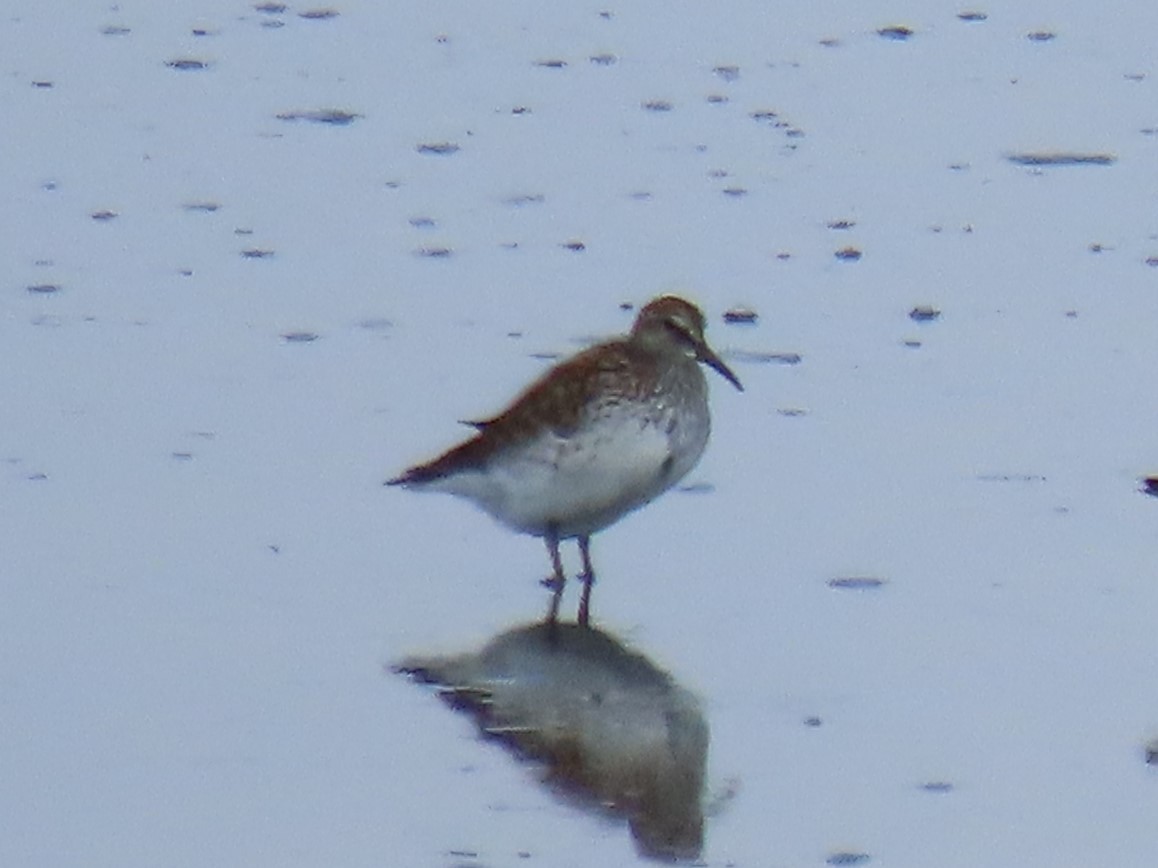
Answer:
[[388, 295, 742, 625], [396, 621, 709, 861]]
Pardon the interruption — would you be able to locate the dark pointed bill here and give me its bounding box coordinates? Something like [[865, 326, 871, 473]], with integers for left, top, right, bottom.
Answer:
[[697, 345, 743, 391]]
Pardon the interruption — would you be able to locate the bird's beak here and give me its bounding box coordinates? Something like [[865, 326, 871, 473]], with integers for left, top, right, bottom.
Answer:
[[697, 344, 744, 392]]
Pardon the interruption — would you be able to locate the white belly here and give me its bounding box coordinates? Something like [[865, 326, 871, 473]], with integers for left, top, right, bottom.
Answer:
[[430, 407, 709, 538]]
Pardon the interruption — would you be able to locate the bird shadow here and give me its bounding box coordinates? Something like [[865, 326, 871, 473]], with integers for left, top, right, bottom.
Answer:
[[394, 621, 709, 862]]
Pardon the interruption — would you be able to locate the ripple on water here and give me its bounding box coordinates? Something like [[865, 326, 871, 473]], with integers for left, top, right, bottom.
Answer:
[[165, 58, 210, 71], [416, 142, 459, 156], [827, 852, 871, 866], [1006, 151, 1115, 166], [827, 576, 886, 590], [276, 108, 361, 126]]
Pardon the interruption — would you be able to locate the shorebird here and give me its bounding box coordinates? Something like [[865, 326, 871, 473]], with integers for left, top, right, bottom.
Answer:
[[387, 295, 742, 626]]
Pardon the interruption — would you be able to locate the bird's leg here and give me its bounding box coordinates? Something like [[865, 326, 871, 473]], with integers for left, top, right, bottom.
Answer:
[[541, 527, 566, 626], [577, 535, 596, 628]]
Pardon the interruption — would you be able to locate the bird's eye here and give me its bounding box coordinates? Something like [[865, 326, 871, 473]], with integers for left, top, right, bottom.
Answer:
[[663, 318, 695, 344]]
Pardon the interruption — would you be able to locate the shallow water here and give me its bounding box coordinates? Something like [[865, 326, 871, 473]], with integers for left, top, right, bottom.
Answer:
[[5, 1, 1158, 866]]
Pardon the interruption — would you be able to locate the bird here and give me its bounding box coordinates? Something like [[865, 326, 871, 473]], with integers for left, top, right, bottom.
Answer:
[[387, 295, 742, 626]]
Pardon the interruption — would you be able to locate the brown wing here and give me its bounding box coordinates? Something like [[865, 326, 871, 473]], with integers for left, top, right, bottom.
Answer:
[[387, 339, 658, 485]]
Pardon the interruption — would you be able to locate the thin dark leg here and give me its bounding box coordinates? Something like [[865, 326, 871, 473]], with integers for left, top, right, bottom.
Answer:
[[577, 535, 595, 628], [541, 527, 566, 625]]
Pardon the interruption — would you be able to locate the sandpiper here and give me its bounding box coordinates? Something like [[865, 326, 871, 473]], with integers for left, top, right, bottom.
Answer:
[[387, 295, 742, 626]]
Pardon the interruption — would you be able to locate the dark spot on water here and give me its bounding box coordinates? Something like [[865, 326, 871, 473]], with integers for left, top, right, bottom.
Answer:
[[27, 472, 49, 481], [534, 59, 567, 69], [91, 209, 118, 221], [260, 18, 285, 29], [920, 781, 955, 793], [561, 240, 586, 252], [183, 201, 220, 212], [504, 193, 545, 207], [511, 105, 531, 114], [628, 191, 652, 201], [878, 25, 913, 40], [819, 37, 842, 48], [1006, 152, 1115, 166], [32, 80, 53, 89], [415, 246, 452, 259], [1145, 256, 1158, 268], [166, 58, 210, 71], [902, 338, 922, 348], [299, 8, 339, 19], [827, 853, 871, 866], [706, 94, 728, 104], [240, 248, 274, 259], [101, 24, 131, 35], [678, 481, 714, 494], [1026, 30, 1056, 42], [835, 246, 862, 261], [416, 141, 459, 155], [803, 716, 822, 727], [27, 283, 61, 295], [1140, 477, 1158, 497], [749, 109, 779, 123], [722, 187, 747, 197], [282, 331, 319, 343], [589, 53, 617, 66], [254, 1, 286, 11], [171, 452, 194, 461], [191, 27, 215, 37], [828, 577, 886, 590], [909, 305, 941, 322], [713, 65, 740, 82], [277, 109, 361, 125], [235, 228, 254, 236], [778, 407, 808, 417], [723, 307, 758, 325], [827, 219, 856, 230], [958, 11, 988, 22], [642, 99, 673, 112], [409, 216, 436, 228]]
